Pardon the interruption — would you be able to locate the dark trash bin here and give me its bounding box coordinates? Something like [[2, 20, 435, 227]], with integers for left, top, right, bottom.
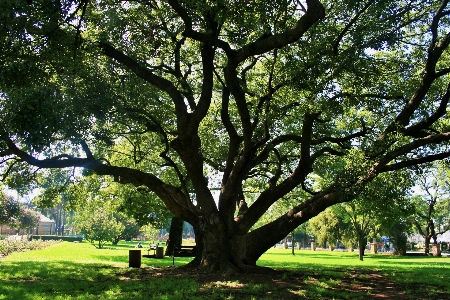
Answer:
[[129, 249, 141, 268], [156, 246, 164, 258]]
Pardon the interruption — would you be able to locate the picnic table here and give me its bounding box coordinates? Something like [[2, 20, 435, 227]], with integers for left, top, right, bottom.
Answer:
[[172, 245, 196, 257]]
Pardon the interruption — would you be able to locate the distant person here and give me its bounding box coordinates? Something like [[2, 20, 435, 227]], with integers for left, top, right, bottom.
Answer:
[[137, 242, 143, 248]]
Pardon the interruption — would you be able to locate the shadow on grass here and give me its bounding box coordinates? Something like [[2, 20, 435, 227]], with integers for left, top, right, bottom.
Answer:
[[0, 260, 199, 300], [0, 260, 308, 300]]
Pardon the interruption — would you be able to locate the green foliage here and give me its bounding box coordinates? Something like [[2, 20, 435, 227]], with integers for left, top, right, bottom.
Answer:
[[75, 200, 124, 249], [309, 208, 341, 248], [13, 208, 40, 231], [117, 217, 140, 242], [0, 195, 20, 226], [141, 224, 162, 244], [384, 219, 411, 255]]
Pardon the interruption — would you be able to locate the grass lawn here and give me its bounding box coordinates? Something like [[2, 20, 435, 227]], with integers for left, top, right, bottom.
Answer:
[[0, 241, 449, 299]]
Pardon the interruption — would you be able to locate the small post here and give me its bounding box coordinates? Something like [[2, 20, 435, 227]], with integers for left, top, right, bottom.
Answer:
[[432, 244, 441, 256], [291, 230, 295, 255], [172, 245, 175, 266]]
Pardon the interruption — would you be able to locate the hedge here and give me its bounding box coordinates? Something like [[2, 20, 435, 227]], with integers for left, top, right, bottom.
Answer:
[[30, 235, 83, 242], [0, 239, 61, 256]]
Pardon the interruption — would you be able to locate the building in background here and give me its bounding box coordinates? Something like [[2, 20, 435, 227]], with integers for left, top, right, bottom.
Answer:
[[0, 213, 55, 235]]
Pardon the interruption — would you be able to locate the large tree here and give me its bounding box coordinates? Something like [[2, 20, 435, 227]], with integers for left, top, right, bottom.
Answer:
[[1, 0, 450, 272]]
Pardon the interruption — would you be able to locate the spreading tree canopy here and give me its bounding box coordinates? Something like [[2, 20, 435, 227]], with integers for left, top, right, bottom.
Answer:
[[1, 0, 450, 272]]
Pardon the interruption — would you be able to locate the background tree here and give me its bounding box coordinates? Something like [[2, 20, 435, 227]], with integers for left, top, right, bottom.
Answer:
[[309, 208, 341, 249], [382, 218, 413, 255], [333, 172, 414, 260], [1, 0, 450, 272], [141, 223, 162, 246], [14, 208, 40, 234], [0, 195, 21, 231], [112, 214, 141, 244], [411, 163, 450, 254], [33, 169, 76, 236], [75, 200, 124, 249]]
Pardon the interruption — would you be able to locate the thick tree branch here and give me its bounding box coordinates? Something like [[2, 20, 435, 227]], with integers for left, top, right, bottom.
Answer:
[[1, 135, 197, 222], [234, 113, 320, 233], [403, 82, 450, 137], [167, 0, 232, 54], [99, 42, 188, 122], [234, 0, 325, 64], [381, 7, 450, 137], [379, 151, 450, 173], [373, 132, 450, 173]]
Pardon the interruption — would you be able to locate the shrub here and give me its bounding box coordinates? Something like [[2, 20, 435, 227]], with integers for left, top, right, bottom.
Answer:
[[0, 239, 61, 257], [30, 235, 83, 242]]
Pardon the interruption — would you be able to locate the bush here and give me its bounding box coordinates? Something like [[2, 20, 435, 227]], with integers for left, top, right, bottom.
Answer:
[[30, 235, 83, 242], [0, 239, 61, 257]]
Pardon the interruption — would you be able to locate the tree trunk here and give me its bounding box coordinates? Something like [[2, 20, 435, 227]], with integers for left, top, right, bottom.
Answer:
[[424, 236, 431, 255], [112, 236, 120, 245], [161, 188, 344, 273], [358, 236, 367, 261], [195, 215, 239, 273], [165, 217, 184, 256], [181, 214, 270, 274]]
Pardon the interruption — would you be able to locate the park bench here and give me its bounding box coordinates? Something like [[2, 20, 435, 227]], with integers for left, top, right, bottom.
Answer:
[[173, 245, 196, 257], [146, 244, 158, 256]]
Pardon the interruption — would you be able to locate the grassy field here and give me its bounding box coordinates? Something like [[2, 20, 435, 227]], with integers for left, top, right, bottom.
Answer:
[[0, 241, 449, 299]]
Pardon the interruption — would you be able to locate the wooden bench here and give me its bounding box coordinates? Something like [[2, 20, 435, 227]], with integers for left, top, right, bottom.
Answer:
[[173, 245, 196, 257], [146, 244, 158, 256]]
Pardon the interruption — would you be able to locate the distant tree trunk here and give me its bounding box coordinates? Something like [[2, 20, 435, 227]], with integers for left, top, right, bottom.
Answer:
[[165, 217, 184, 256], [424, 235, 432, 255], [357, 235, 367, 261], [291, 230, 295, 255], [112, 236, 120, 245]]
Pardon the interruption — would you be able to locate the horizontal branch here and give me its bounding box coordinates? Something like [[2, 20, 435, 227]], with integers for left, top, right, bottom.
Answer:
[[375, 132, 450, 173], [99, 42, 188, 120]]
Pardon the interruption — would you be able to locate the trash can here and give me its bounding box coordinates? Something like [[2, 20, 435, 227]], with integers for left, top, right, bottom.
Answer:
[[129, 249, 141, 268], [155, 246, 164, 258]]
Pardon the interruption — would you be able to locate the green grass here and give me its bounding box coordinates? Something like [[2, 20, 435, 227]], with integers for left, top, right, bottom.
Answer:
[[1, 242, 449, 299], [259, 249, 450, 296]]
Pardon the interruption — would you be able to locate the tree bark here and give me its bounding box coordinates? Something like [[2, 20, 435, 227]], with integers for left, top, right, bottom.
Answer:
[[165, 217, 184, 256], [358, 236, 367, 261], [424, 235, 431, 255]]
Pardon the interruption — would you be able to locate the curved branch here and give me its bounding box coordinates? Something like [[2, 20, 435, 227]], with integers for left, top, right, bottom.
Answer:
[[431, 0, 450, 42], [99, 42, 188, 121], [403, 82, 450, 137], [374, 132, 450, 173], [234, 0, 325, 64], [333, 0, 375, 55], [312, 120, 367, 148], [380, 151, 450, 173], [167, 0, 232, 54], [2, 135, 197, 221]]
